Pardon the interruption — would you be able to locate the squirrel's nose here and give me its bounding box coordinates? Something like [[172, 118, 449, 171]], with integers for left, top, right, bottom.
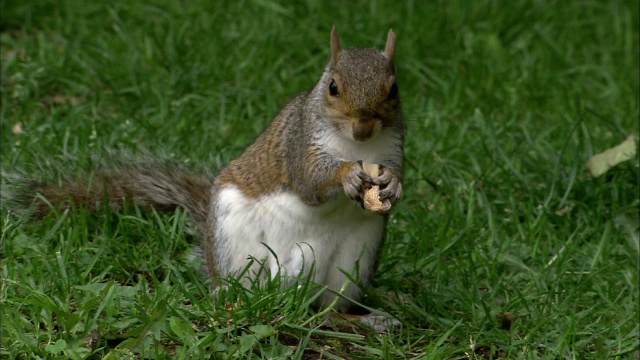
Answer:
[[351, 119, 379, 141]]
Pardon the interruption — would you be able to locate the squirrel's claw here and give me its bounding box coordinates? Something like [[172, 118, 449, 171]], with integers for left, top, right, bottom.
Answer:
[[342, 161, 372, 204], [374, 167, 403, 205], [379, 180, 403, 205]]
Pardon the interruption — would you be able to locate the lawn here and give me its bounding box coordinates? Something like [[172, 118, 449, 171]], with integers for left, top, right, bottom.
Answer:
[[1, 0, 638, 358]]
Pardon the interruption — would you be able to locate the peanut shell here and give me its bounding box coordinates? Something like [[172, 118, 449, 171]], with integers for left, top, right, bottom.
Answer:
[[362, 163, 392, 214]]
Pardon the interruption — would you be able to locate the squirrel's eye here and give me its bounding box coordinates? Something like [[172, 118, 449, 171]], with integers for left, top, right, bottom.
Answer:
[[329, 79, 339, 96], [387, 82, 399, 100]]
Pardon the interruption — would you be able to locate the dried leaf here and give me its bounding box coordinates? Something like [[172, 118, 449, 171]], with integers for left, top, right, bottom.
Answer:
[[586, 133, 636, 177], [498, 312, 514, 330], [81, 330, 101, 350], [555, 202, 575, 216], [12, 122, 23, 134]]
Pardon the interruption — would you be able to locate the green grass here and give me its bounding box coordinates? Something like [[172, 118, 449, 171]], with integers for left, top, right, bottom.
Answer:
[[1, 0, 638, 358]]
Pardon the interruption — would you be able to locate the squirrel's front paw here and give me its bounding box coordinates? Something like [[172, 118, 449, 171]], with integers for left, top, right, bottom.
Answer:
[[373, 166, 403, 205], [341, 161, 372, 205]]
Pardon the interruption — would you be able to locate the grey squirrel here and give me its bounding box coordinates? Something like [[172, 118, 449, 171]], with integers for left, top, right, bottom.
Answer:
[[6, 27, 405, 314]]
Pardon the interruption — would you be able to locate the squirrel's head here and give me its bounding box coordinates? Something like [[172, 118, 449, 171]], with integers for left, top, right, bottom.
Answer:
[[324, 26, 400, 142]]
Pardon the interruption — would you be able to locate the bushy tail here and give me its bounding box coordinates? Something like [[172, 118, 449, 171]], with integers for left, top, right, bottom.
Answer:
[[2, 160, 213, 228]]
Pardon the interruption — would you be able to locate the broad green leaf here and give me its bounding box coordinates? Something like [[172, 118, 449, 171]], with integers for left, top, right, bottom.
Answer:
[[239, 334, 256, 353], [249, 324, 276, 339], [45, 339, 67, 354]]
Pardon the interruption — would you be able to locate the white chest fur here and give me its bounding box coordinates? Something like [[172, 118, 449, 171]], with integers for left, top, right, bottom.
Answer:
[[213, 185, 385, 310], [317, 127, 401, 163]]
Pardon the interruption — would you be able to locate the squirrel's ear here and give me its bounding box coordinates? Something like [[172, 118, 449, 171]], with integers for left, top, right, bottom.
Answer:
[[383, 29, 396, 60], [331, 26, 342, 64]]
